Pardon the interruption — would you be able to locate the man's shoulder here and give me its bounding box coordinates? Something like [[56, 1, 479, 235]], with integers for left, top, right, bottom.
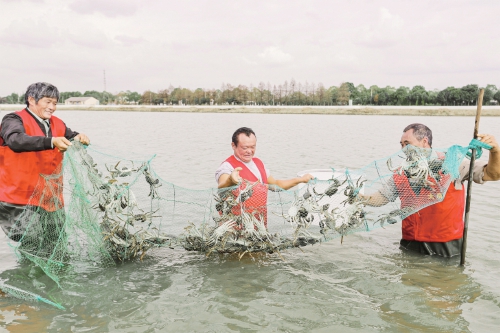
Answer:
[[1, 112, 23, 123]]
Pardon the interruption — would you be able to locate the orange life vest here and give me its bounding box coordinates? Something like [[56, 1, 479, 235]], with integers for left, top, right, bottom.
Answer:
[[0, 109, 66, 211], [225, 155, 268, 224], [393, 161, 465, 242]]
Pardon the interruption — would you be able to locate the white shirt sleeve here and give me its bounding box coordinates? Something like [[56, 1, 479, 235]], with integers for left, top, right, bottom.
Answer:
[[215, 161, 234, 184]]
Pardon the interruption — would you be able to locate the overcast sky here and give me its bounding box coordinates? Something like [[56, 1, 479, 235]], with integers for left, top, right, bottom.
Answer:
[[1, 0, 498, 95]]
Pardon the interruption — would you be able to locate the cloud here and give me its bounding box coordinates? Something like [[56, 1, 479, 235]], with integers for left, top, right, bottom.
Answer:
[[69, 0, 139, 17], [0, 20, 60, 48], [1, 0, 44, 2], [241, 57, 258, 66], [67, 30, 110, 49], [357, 7, 405, 48], [258, 47, 293, 64], [114, 35, 146, 46]]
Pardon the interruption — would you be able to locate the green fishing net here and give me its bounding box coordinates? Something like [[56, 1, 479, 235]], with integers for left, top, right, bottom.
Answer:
[[0, 140, 488, 308]]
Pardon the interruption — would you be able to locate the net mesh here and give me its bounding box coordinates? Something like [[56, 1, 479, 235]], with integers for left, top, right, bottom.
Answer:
[[1, 140, 481, 308]]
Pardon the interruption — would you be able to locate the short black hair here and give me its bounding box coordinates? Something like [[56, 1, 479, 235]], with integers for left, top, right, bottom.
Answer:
[[403, 123, 433, 147], [25, 82, 59, 107], [232, 127, 256, 146]]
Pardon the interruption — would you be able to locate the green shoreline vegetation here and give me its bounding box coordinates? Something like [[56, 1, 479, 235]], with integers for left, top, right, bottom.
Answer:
[[1, 104, 500, 116], [1, 82, 499, 110]]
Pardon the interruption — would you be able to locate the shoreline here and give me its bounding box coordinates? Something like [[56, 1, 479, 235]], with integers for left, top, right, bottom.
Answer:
[[1, 104, 499, 116]]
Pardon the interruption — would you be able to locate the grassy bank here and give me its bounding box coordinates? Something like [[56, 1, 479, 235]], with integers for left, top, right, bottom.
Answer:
[[1, 104, 499, 116]]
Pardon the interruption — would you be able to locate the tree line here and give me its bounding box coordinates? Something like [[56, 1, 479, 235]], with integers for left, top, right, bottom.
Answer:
[[1, 82, 499, 106]]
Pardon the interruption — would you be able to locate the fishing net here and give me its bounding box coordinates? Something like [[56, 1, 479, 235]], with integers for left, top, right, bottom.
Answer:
[[0, 139, 490, 308]]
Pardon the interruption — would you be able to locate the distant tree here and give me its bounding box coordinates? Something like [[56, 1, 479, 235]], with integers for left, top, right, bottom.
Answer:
[[449, 87, 463, 106], [394, 86, 409, 105], [141, 90, 158, 105], [258, 82, 266, 104], [354, 84, 370, 105], [427, 89, 438, 105], [482, 84, 497, 105], [127, 91, 141, 104], [59, 91, 82, 103], [310, 82, 316, 105], [437, 86, 462, 106], [460, 84, 478, 105], [337, 82, 350, 105], [4, 93, 20, 104], [317, 83, 327, 105], [344, 82, 356, 102], [493, 91, 500, 105], [375, 86, 394, 105], [289, 79, 296, 105], [369, 85, 379, 104], [410, 85, 428, 105], [83, 90, 102, 100], [328, 86, 338, 104], [158, 89, 170, 104]]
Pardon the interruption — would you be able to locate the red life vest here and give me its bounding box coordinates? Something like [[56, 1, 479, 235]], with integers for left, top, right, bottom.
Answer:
[[225, 155, 268, 224], [393, 161, 465, 242], [0, 109, 66, 211]]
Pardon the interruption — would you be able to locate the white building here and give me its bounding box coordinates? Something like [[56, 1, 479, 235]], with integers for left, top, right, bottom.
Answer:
[[65, 97, 100, 105]]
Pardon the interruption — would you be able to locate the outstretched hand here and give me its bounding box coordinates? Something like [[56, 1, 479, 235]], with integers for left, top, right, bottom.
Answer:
[[230, 167, 242, 185], [300, 173, 315, 183]]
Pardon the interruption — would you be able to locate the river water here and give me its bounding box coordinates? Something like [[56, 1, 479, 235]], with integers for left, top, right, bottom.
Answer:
[[1, 111, 500, 332]]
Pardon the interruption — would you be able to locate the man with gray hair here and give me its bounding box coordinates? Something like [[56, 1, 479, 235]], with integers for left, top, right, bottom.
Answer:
[[0, 82, 90, 241], [364, 123, 500, 257]]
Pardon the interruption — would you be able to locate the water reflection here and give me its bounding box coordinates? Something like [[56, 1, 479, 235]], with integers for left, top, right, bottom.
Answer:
[[378, 251, 481, 332]]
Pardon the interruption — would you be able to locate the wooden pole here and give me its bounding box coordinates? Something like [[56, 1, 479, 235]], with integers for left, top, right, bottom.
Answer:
[[460, 89, 484, 266]]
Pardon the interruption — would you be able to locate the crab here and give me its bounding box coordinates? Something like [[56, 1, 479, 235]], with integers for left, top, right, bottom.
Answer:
[[142, 164, 162, 199], [314, 177, 347, 200], [341, 176, 366, 206]]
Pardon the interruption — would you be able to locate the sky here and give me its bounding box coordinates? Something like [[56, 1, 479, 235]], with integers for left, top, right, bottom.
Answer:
[[1, 0, 499, 96]]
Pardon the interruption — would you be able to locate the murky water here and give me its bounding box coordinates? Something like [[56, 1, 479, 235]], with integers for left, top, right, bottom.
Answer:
[[1, 111, 500, 332]]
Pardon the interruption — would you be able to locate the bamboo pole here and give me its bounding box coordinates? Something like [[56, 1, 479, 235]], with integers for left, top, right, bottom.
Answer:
[[460, 89, 484, 266]]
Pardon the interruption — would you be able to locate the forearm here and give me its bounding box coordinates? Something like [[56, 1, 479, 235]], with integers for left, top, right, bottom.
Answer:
[[273, 177, 303, 191], [66, 130, 79, 141], [361, 192, 389, 207], [484, 151, 500, 181], [64, 124, 79, 140], [218, 174, 236, 189]]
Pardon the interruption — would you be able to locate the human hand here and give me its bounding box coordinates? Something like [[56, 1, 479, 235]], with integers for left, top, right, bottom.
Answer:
[[74, 133, 90, 145], [477, 134, 498, 153], [230, 167, 242, 185], [301, 173, 315, 183], [53, 137, 72, 152]]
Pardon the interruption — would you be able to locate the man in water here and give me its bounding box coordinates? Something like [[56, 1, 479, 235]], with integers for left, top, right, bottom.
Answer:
[[216, 127, 313, 223], [0, 82, 90, 244], [364, 123, 500, 257]]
